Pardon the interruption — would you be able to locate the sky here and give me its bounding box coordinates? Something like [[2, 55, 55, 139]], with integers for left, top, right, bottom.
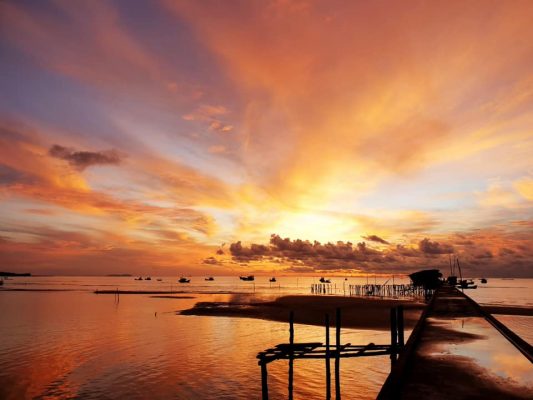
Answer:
[[0, 0, 532, 277]]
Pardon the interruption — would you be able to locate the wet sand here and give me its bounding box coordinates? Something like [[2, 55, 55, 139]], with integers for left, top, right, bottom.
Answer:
[[378, 286, 533, 399], [180, 295, 425, 330], [482, 305, 533, 316]]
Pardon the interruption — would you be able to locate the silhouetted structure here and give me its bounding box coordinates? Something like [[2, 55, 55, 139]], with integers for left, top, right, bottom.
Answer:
[[408, 269, 442, 289], [257, 307, 405, 399], [311, 283, 433, 298]]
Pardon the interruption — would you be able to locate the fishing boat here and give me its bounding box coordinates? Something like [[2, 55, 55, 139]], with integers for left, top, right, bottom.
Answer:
[[205, 277, 214, 281], [135, 277, 143, 280], [156, 278, 162, 282], [178, 277, 190, 283], [239, 275, 254, 281], [480, 278, 487, 284], [319, 277, 331, 283], [145, 277, 151, 281], [269, 277, 276, 283]]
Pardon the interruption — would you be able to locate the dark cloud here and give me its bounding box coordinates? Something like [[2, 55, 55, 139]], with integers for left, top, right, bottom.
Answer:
[[229, 234, 393, 272], [229, 241, 269, 260], [362, 234, 389, 244], [202, 256, 220, 265], [226, 233, 509, 274], [418, 238, 454, 254], [0, 164, 30, 185], [49, 144, 121, 170]]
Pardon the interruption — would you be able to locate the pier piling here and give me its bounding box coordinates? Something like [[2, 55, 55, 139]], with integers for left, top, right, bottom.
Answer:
[[390, 308, 398, 365], [288, 311, 294, 400], [335, 308, 341, 400]]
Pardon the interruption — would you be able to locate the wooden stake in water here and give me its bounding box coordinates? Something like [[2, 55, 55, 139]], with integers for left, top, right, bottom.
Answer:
[[335, 308, 341, 400], [260, 361, 269, 400], [397, 305, 404, 347], [288, 311, 294, 400], [325, 313, 331, 400], [390, 308, 398, 366]]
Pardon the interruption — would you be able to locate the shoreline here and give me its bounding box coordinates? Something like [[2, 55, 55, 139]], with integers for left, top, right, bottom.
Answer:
[[180, 295, 426, 330]]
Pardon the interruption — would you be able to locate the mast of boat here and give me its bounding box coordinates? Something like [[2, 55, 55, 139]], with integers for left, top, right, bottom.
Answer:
[[449, 254, 453, 276], [456, 257, 463, 292]]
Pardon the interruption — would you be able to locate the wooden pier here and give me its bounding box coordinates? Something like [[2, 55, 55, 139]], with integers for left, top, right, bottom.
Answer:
[[257, 307, 406, 399], [377, 285, 533, 399]]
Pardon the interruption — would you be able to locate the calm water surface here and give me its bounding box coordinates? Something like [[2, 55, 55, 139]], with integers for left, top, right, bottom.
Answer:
[[1, 276, 532, 399]]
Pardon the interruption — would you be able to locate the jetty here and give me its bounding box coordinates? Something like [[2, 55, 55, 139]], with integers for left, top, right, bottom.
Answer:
[[257, 285, 533, 399], [378, 285, 533, 399], [257, 307, 406, 399]]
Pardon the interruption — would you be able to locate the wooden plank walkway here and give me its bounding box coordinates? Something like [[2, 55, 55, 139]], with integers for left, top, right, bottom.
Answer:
[[378, 285, 533, 399]]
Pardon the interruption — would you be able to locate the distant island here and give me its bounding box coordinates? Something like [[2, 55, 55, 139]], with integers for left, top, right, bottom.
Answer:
[[0, 272, 31, 277], [106, 274, 132, 277]]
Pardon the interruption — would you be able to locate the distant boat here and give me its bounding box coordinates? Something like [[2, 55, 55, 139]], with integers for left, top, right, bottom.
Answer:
[[319, 277, 331, 283], [145, 277, 151, 281], [480, 278, 487, 284], [457, 279, 477, 289], [239, 275, 255, 281], [269, 277, 276, 282], [205, 277, 214, 281], [135, 277, 143, 281], [178, 277, 190, 283], [157, 278, 162, 282]]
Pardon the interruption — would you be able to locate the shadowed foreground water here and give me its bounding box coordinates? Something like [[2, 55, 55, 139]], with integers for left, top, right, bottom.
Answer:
[[0, 291, 392, 399]]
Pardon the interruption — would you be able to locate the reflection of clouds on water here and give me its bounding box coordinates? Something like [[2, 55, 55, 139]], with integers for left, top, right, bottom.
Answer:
[[491, 353, 533, 386], [427, 317, 533, 390]]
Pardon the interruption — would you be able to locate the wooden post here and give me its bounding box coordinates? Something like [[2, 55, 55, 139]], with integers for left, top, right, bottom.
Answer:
[[260, 360, 269, 400], [325, 313, 331, 400], [397, 305, 404, 347], [390, 307, 397, 366], [335, 307, 341, 400], [288, 311, 294, 400]]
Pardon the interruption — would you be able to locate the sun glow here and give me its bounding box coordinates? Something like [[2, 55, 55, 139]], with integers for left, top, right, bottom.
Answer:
[[272, 211, 359, 243]]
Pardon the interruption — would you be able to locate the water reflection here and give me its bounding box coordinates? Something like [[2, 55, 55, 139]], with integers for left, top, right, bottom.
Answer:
[[427, 317, 533, 390], [0, 291, 391, 399]]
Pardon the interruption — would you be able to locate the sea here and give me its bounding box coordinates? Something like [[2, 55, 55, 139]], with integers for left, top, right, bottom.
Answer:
[[1, 276, 532, 399]]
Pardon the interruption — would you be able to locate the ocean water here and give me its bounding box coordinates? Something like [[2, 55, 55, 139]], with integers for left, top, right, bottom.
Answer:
[[1, 276, 532, 399]]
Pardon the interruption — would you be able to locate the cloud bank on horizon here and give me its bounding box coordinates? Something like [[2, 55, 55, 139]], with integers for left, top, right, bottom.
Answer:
[[0, 0, 531, 276]]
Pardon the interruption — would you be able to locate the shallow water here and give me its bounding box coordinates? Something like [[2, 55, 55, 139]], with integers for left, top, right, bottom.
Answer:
[[1, 276, 532, 399], [0, 290, 392, 399], [426, 316, 533, 389]]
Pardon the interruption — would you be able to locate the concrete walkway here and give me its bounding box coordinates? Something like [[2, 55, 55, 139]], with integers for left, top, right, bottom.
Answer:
[[378, 286, 533, 399]]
